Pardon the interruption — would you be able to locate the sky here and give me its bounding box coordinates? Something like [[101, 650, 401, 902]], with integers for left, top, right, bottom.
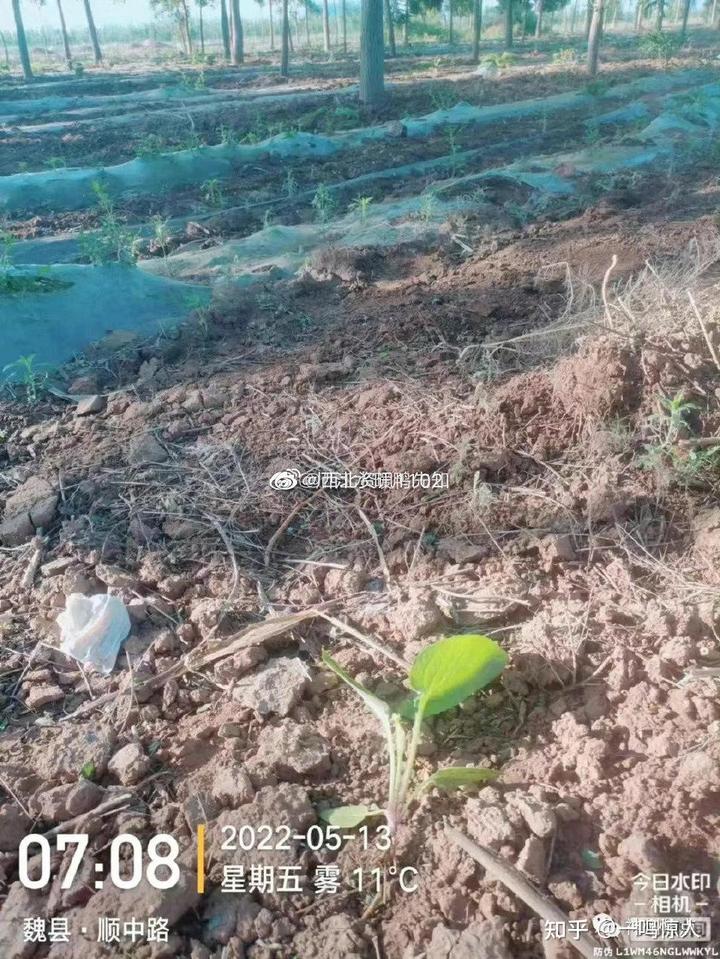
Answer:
[[0, 0, 260, 35]]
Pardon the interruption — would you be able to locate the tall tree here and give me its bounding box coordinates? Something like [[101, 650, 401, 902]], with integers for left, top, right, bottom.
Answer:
[[82, 0, 102, 63], [448, 0, 453, 40], [535, 0, 544, 33], [269, 0, 276, 50], [360, 0, 384, 105], [655, 0, 665, 28], [505, 0, 514, 45], [196, 0, 207, 54], [55, 0, 72, 67], [385, 0, 397, 53], [586, 0, 604, 75], [342, 0, 347, 49], [680, 0, 691, 33], [230, 0, 244, 61], [322, 0, 331, 49], [472, 0, 482, 59], [280, 0, 290, 73], [220, 0, 231, 57], [12, 0, 32, 78]]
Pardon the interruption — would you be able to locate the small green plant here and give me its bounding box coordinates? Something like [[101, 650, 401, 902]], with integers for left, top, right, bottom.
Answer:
[[348, 195, 374, 224], [482, 51, 517, 69], [152, 215, 172, 258], [45, 156, 67, 170], [284, 169, 298, 198], [418, 192, 438, 223], [219, 124, 237, 146], [585, 78, 610, 96], [74, 62, 84, 78], [640, 30, 682, 67], [201, 178, 225, 208], [78, 180, 141, 265], [311, 183, 336, 223], [552, 47, 578, 65], [136, 133, 166, 159], [321, 633, 507, 834], [584, 119, 601, 145], [2, 354, 48, 403]]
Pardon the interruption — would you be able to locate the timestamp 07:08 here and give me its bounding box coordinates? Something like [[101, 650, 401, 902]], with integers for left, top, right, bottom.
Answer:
[[18, 833, 180, 891]]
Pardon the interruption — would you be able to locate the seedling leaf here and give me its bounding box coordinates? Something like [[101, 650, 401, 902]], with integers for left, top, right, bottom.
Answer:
[[80, 761, 96, 781], [319, 804, 383, 828], [409, 634, 508, 717], [419, 766, 498, 794]]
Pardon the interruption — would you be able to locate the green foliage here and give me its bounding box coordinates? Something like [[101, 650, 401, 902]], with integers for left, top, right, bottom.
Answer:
[[78, 181, 141, 266], [348, 195, 374, 223], [136, 133, 167, 159], [311, 184, 336, 223], [409, 634, 509, 718], [80, 761, 96, 781], [482, 51, 517, 68], [2, 354, 49, 403], [640, 30, 682, 66], [201, 177, 225, 208], [552, 47, 578, 65], [321, 633, 506, 834], [319, 804, 384, 827]]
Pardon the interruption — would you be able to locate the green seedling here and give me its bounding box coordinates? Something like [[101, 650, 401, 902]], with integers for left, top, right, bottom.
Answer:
[[136, 133, 166, 159], [284, 169, 298, 198], [321, 633, 507, 835], [201, 178, 225, 208], [2, 354, 49, 403], [311, 184, 336, 223], [79, 181, 141, 265], [640, 30, 682, 67], [418, 192, 438, 223], [348, 195, 373, 224]]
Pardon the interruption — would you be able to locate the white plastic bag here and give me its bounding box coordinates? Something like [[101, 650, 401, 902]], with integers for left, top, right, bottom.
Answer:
[[56, 593, 131, 675]]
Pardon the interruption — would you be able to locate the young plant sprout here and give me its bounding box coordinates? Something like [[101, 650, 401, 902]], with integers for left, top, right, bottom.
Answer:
[[321, 633, 507, 835]]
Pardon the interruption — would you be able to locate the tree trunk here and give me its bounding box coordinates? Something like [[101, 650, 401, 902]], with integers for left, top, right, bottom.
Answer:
[[472, 0, 482, 59], [680, 0, 691, 32], [199, 4, 205, 54], [634, 0, 643, 29], [360, 0, 384, 106], [220, 0, 231, 58], [448, 0, 454, 42], [385, 0, 397, 53], [82, 0, 102, 63], [269, 0, 276, 50], [655, 0, 664, 29], [535, 0, 544, 34], [587, 0, 604, 75], [712, 0, 719, 26], [342, 0, 347, 49], [182, 0, 193, 53], [322, 0, 331, 50], [0, 30, 9, 70], [504, 0, 514, 46], [584, 0, 592, 36], [570, 0, 578, 32], [404, 0, 410, 43], [230, 0, 244, 63], [56, 0, 72, 67], [305, 0, 311, 43], [280, 0, 290, 74], [11, 0, 32, 79]]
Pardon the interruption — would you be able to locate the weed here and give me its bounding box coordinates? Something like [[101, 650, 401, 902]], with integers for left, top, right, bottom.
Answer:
[[552, 47, 578, 65], [640, 30, 682, 67], [201, 178, 225, 208], [482, 52, 517, 69], [311, 184, 336, 223], [418, 192, 438, 223], [321, 633, 507, 834], [219, 124, 237, 146], [348, 195, 374, 224], [585, 78, 610, 96], [284, 169, 298, 198], [2, 354, 49, 403], [45, 156, 67, 170], [74, 63, 84, 78], [136, 133, 166, 159], [584, 119, 602, 145], [78, 181, 141, 265], [152, 215, 172, 258]]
